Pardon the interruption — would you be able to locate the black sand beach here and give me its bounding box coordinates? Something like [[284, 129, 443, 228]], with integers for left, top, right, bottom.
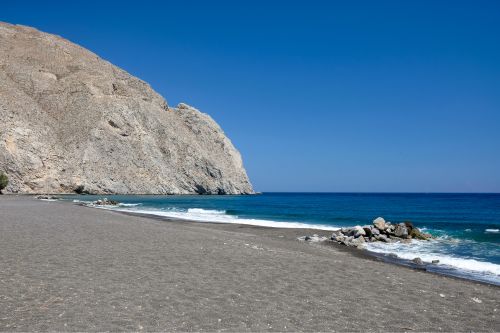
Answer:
[[0, 196, 498, 331]]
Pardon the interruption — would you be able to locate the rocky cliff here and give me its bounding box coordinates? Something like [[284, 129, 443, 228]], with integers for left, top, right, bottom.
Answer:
[[0, 22, 253, 194]]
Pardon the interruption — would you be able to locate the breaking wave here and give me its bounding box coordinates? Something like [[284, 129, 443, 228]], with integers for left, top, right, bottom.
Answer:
[[111, 206, 340, 231], [366, 239, 500, 285]]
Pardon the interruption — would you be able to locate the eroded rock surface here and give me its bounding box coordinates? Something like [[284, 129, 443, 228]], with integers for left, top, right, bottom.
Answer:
[[0, 22, 253, 194]]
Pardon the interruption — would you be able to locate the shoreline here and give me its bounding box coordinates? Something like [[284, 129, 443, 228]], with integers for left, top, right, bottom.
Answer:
[[104, 206, 500, 287], [25, 194, 500, 286], [70, 196, 500, 287], [1, 195, 499, 331], [10, 194, 500, 285]]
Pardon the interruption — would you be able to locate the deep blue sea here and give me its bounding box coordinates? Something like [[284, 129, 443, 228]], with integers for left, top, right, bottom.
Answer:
[[63, 193, 500, 285]]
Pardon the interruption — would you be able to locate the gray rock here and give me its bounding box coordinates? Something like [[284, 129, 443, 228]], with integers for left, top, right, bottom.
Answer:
[[331, 230, 343, 236], [373, 217, 387, 230], [349, 236, 366, 249], [395, 223, 409, 238], [432, 260, 440, 264], [0, 22, 253, 195], [412, 257, 424, 265], [94, 198, 119, 206], [352, 226, 366, 238], [342, 236, 354, 246], [371, 227, 380, 236], [375, 234, 389, 242], [386, 224, 396, 234], [362, 225, 373, 237], [334, 235, 346, 242], [341, 227, 351, 234], [356, 243, 367, 250], [410, 227, 432, 240]]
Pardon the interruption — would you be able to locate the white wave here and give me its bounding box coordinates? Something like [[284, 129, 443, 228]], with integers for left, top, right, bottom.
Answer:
[[366, 241, 500, 276], [72, 199, 93, 203], [111, 207, 340, 231], [119, 203, 141, 207], [187, 208, 225, 215], [485, 229, 499, 233]]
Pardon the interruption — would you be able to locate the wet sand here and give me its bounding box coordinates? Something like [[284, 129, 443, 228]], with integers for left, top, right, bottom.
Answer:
[[0, 196, 499, 331]]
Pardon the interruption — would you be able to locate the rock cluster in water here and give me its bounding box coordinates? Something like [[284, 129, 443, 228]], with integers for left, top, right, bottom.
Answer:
[[330, 217, 432, 248], [94, 198, 119, 206]]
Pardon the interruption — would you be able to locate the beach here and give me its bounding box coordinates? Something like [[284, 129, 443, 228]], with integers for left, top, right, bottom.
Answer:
[[0, 196, 498, 332]]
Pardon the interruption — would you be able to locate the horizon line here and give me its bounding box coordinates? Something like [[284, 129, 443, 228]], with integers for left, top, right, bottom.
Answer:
[[258, 191, 500, 194]]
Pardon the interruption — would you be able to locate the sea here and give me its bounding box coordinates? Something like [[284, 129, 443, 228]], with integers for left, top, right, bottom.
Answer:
[[63, 193, 500, 285]]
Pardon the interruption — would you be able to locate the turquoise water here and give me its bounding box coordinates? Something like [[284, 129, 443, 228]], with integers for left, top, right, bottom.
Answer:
[[64, 193, 500, 285]]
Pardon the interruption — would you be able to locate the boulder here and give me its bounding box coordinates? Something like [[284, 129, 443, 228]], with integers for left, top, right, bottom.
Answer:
[[95, 198, 119, 206], [342, 236, 354, 246], [404, 221, 414, 232], [335, 235, 346, 242], [373, 217, 387, 230], [352, 226, 366, 238], [412, 257, 424, 265], [355, 236, 366, 244], [385, 224, 396, 235], [371, 227, 380, 236], [410, 228, 431, 240], [375, 234, 389, 242], [362, 226, 373, 237], [356, 243, 367, 250], [394, 223, 408, 238], [331, 230, 343, 236]]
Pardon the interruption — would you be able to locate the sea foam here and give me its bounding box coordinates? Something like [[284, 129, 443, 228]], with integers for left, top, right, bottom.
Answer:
[[111, 206, 340, 231], [366, 240, 500, 277]]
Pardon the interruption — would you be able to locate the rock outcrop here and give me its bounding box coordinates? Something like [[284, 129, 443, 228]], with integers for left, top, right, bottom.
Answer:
[[329, 217, 433, 248], [0, 22, 253, 194]]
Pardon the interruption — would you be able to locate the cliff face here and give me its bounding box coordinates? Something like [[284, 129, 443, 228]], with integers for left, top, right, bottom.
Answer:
[[0, 22, 253, 194]]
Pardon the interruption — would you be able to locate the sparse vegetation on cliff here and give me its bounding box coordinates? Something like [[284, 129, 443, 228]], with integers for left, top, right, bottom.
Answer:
[[0, 172, 8, 194]]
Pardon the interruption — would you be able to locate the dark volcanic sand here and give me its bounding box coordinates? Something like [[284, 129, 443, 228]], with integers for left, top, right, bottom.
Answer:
[[0, 196, 498, 332]]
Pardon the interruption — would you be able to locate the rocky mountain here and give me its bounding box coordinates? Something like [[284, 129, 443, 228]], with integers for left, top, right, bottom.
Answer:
[[0, 22, 253, 194]]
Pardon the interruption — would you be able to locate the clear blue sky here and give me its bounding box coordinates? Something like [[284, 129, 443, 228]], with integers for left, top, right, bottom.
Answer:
[[3, 1, 500, 192]]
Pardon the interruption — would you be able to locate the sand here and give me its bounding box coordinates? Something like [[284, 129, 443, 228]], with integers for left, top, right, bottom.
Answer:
[[0, 195, 498, 332]]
